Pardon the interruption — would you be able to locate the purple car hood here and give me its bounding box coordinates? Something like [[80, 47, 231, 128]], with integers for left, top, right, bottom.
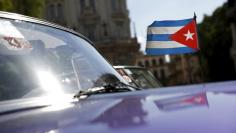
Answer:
[[1, 81, 236, 133]]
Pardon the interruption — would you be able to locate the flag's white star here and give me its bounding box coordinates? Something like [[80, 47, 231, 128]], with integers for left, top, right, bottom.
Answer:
[[184, 30, 195, 41]]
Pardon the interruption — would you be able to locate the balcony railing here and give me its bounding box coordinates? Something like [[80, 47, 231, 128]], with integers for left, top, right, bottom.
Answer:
[[79, 7, 100, 24], [111, 10, 129, 22]]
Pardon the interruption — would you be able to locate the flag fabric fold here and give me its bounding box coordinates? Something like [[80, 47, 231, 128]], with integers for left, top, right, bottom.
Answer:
[[146, 18, 199, 55]]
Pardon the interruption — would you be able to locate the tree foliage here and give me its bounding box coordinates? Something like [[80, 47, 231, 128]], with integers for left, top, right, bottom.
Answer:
[[198, 3, 236, 82], [12, 0, 45, 18], [0, 0, 45, 18], [0, 0, 13, 11]]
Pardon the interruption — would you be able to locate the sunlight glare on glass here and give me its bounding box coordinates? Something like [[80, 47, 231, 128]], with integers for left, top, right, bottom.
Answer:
[[37, 69, 63, 96], [36, 70, 76, 108]]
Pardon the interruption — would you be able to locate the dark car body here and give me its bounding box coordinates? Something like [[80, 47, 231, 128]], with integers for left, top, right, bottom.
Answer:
[[0, 12, 236, 133], [114, 66, 162, 89], [1, 81, 236, 133]]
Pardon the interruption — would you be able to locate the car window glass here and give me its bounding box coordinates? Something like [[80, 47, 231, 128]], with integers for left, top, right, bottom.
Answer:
[[0, 19, 125, 101]]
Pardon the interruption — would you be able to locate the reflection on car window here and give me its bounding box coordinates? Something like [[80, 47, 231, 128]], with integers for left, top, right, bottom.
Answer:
[[0, 19, 125, 101]]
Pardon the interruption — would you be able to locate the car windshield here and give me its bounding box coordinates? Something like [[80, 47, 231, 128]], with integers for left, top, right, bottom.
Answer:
[[0, 18, 126, 102]]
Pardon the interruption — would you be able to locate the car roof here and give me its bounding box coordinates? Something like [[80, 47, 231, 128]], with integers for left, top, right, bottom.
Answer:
[[0, 11, 94, 45]]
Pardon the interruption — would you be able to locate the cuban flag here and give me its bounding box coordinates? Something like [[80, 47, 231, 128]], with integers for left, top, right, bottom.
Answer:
[[154, 93, 208, 111], [146, 18, 199, 55]]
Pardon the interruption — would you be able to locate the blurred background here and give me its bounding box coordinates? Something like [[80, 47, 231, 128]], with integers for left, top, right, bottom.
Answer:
[[1, 0, 235, 87]]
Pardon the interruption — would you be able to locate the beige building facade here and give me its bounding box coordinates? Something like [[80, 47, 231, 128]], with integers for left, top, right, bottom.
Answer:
[[44, 0, 140, 65]]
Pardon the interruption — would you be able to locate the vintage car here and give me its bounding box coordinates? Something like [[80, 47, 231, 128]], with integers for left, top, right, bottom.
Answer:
[[114, 66, 162, 89], [0, 12, 236, 133]]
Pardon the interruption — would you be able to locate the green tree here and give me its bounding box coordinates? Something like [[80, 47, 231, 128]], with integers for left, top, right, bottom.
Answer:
[[198, 3, 236, 82], [0, 0, 13, 11], [0, 0, 45, 18], [12, 0, 45, 18]]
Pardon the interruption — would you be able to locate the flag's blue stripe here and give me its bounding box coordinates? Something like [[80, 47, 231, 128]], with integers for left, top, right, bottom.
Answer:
[[149, 18, 192, 27], [147, 34, 171, 41], [146, 47, 196, 55]]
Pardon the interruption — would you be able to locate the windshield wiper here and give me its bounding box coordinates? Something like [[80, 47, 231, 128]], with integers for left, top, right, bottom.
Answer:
[[74, 81, 141, 99]]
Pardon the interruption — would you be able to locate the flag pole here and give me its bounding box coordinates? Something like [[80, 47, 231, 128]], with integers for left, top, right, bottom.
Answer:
[[193, 12, 204, 82], [182, 13, 198, 84], [193, 12, 199, 50], [194, 12, 197, 21], [185, 12, 198, 83]]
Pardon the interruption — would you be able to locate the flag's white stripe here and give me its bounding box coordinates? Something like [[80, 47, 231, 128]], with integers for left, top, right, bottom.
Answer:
[[146, 41, 186, 49], [147, 26, 183, 34]]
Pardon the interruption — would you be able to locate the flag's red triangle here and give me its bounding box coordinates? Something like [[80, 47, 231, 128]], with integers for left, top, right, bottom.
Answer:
[[170, 20, 199, 50]]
